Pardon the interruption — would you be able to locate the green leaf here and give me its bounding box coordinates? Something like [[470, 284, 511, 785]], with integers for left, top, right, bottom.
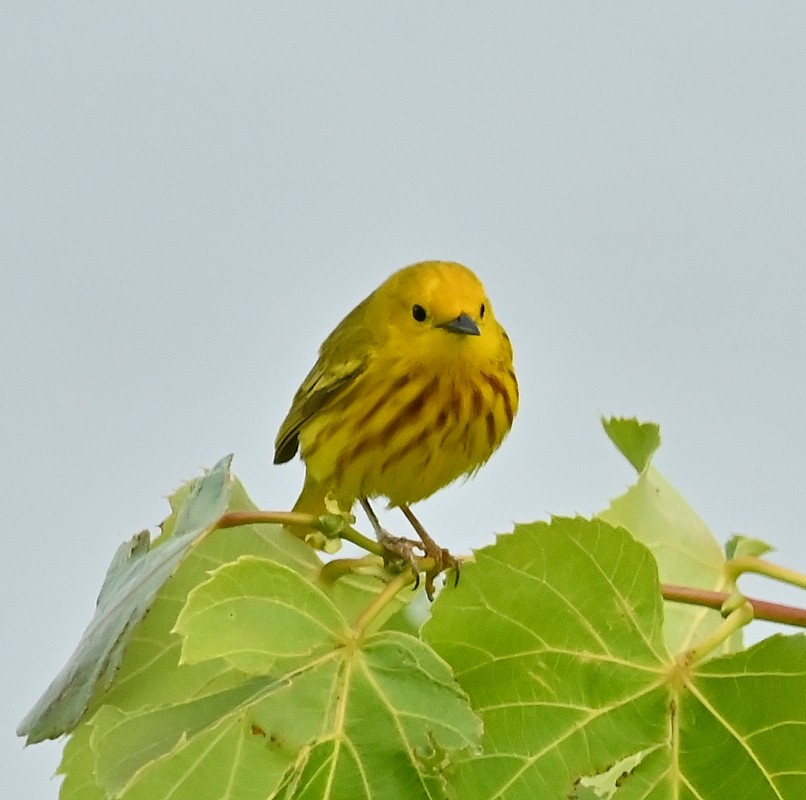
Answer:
[[725, 534, 775, 560], [33, 438, 805, 799], [424, 518, 806, 799], [175, 557, 353, 673], [57, 723, 101, 800], [276, 631, 480, 800], [89, 677, 276, 796], [56, 462, 415, 799], [675, 634, 806, 799], [424, 517, 670, 800], [87, 557, 479, 799], [598, 426, 737, 655], [602, 417, 661, 473], [17, 455, 234, 744]]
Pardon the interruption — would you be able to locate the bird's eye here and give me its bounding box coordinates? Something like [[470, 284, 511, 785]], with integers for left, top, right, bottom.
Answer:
[[480, 303, 486, 319], [412, 304, 427, 322]]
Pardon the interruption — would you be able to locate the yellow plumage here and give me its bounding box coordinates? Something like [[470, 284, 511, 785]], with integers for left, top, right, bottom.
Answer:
[[274, 260, 518, 591]]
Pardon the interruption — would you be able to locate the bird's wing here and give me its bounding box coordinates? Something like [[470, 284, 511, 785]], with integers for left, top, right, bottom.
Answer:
[[273, 356, 367, 463], [273, 301, 376, 464]]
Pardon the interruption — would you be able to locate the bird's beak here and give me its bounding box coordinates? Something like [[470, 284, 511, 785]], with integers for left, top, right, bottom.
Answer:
[[438, 312, 480, 336]]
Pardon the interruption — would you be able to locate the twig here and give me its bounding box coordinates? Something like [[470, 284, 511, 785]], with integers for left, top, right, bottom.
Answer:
[[725, 557, 806, 590], [213, 513, 806, 629], [662, 583, 806, 629]]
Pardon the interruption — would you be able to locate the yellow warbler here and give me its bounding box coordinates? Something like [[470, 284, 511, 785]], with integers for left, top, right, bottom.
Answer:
[[274, 260, 518, 596]]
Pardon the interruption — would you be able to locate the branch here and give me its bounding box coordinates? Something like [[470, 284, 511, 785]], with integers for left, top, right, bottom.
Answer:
[[213, 513, 806, 629], [662, 583, 806, 629]]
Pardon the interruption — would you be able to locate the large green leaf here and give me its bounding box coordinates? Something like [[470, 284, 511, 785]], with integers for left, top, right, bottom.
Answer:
[[425, 517, 669, 799], [17, 455, 234, 744], [423, 517, 806, 799], [85, 558, 479, 800], [674, 634, 806, 800], [598, 417, 737, 655], [56, 465, 406, 799]]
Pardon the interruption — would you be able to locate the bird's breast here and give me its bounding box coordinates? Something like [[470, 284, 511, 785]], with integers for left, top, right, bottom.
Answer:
[[298, 357, 518, 508]]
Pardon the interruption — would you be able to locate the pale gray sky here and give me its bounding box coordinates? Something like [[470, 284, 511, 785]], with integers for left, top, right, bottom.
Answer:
[[4, 4, 806, 797]]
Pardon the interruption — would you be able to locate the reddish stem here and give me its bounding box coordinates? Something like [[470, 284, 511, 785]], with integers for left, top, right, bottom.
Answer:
[[662, 583, 806, 628]]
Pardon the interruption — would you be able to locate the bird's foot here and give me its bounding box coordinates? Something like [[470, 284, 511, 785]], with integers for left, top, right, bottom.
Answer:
[[378, 532, 424, 586], [420, 541, 459, 602], [398, 504, 460, 600], [362, 498, 459, 600], [378, 532, 458, 601]]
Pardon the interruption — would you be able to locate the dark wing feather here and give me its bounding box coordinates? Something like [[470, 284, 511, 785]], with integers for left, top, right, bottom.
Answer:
[[273, 296, 377, 464], [273, 356, 366, 463]]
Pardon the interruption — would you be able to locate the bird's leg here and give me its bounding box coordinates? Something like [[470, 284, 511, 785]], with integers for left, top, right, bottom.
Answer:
[[399, 504, 459, 601], [360, 498, 423, 590]]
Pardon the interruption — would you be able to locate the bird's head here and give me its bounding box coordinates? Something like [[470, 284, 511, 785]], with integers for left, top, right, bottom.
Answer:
[[373, 260, 510, 366]]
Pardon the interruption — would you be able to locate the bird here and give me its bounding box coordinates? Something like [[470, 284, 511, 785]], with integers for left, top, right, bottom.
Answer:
[[274, 260, 518, 597]]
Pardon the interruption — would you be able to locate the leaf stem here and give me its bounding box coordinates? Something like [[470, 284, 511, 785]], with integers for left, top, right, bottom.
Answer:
[[319, 556, 382, 583], [214, 513, 806, 631], [725, 556, 806, 590], [215, 511, 385, 555], [682, 599, 754, 665], [339, 525, 385, 556], [661, 583, 806, 628], [352, 572, 415, 637], [215, 510, 322, 529]]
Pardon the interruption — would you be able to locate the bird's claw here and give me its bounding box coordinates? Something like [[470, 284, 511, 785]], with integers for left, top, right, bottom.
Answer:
[[423, 546, 459, 601], [378, 532, 423, 587], [379, 533, 458, 601]]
